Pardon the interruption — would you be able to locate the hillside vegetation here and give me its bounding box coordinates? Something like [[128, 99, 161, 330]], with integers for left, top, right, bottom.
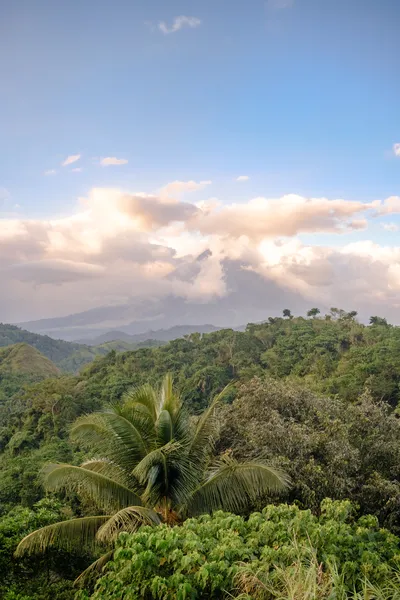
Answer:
[[1, 310, 400, 598], [74, 311, 400, 409], [0, 323, 163, 373], [0, 344, 60, 379]]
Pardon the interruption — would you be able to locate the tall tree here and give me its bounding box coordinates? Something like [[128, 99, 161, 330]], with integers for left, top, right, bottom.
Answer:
[[282, 309, 292, 319], [369, 316, 388, 326], [307, 308, 320, 318], [15, 375, 288, 582]]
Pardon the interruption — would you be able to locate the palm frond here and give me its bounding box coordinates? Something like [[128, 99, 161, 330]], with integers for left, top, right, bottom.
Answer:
[[95, 506, 161, 543], [133, 441, 199, 508], [15, 516, 110, 557], [70, 412, 148, 466], [43, 463, 142, 512], [74, 551, 114, 587], [171, 402, 192, 445], [80, 458, 129, 481], [188, 384, 233, 465], [133, 441, 181, 484], [160, 373, 181, 416], [80, 458, 140, 491], [121, 384, 159, 422], [156, 409, 173, 445], [188, 455, 290, 516], [133, 441, 179, 506], [112, 400, 156, 447]]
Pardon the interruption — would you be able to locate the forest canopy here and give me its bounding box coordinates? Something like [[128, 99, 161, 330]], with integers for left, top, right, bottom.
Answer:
[[1, 311, 400, 598]]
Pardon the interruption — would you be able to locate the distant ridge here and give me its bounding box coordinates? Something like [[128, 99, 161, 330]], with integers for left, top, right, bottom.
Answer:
[[75, 324, 222, 346], [0, 323, 208, 373]]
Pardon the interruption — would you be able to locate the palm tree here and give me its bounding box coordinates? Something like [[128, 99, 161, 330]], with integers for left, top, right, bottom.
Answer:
[[15, 375, 289, 582]]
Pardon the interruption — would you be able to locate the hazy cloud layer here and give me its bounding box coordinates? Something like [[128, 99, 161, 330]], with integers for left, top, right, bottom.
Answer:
[[2, 187, 400, 322]]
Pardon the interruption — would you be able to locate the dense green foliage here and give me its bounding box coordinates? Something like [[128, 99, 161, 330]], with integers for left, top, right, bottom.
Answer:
[[0, 498, 90, 600], [2, 311, 400, 597], [218, 377, 400, 532], [77, 500, 400, 599], [16, 377, 286, 582], [73, 313, 400, 410]]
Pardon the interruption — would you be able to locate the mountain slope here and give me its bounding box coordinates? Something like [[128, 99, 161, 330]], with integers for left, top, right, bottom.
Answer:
[[0, 323, 163, 373], [18, 263, 312, 341], [0, 343, 60, 378], [0, 324, 82, 364]]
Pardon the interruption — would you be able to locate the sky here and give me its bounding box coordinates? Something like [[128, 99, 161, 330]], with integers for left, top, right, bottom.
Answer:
[[1, 0, 400, 325]]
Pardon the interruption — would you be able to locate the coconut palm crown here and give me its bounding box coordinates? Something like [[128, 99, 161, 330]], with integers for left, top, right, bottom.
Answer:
[[16, 375, 289, 581]]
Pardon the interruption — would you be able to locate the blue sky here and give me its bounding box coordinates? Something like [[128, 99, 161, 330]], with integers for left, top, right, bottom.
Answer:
[[1, 0, 399, 217], [1, 0, 400, 324]]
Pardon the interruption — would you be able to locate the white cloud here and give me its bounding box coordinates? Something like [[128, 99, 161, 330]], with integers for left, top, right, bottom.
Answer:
[[2, 187, 400, 323], [393, 143, 400, 157], [71, 168, 83, 173], [382, 222, 399, 232], [62, 154, 81, 167], [100, 157, 128, 167], [44, 169, 57, 176], [158, 16, 201, 35], [376, 196, 400, 215], [188, 194, 374, 239], [160, 180, 212, 196], [236, 175, 249, 182]]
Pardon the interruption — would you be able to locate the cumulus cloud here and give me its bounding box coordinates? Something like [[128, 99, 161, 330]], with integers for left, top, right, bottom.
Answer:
[[160, 180, 212, 197], [115, 192, 199, 229], [188, 194, 373, 239], [376, 196, 400, 215], [100, 157, 128, 167], [158, 16, 201, 34], [3, 187, 400, 324], [236, 175, 249, 182], [393, 143, 400, 157], [62, 154, 81, 167], [44, 169, 57, 176]]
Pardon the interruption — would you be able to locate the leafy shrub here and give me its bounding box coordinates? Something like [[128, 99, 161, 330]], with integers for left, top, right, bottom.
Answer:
[[78, 500, 400, 599]]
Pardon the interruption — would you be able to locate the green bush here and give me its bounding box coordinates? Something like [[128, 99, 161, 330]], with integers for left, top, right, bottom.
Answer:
[[78, 500, 400, 599]]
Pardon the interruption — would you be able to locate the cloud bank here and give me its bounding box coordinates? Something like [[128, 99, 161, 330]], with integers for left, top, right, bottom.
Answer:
[[1, 186, 400, 323]]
